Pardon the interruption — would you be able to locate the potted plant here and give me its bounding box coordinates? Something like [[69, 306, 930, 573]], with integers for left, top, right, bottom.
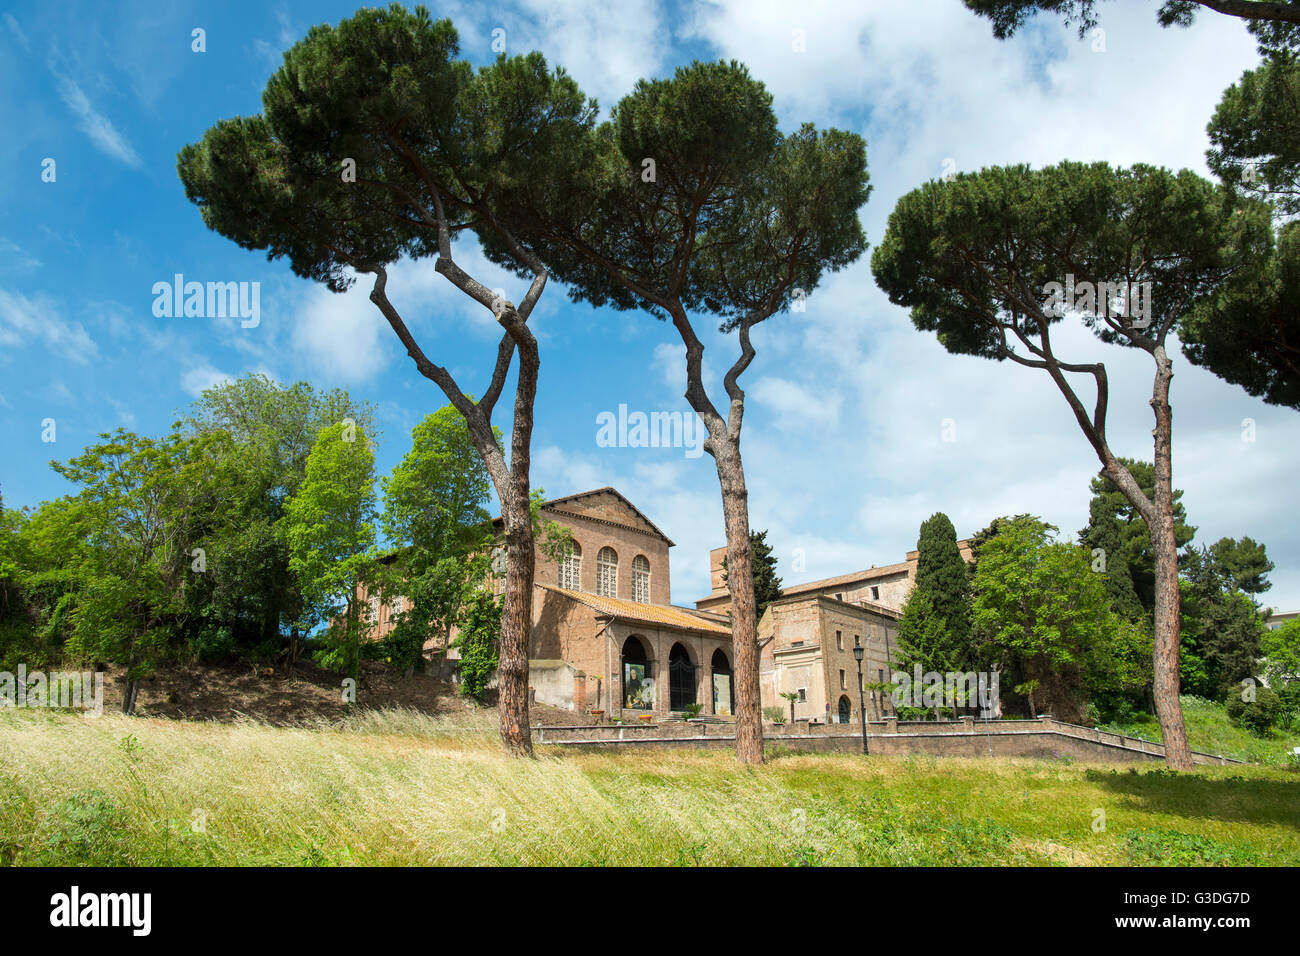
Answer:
[[779, 691, 800, 725]]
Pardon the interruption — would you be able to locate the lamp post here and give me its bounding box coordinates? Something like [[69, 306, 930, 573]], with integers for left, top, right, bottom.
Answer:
[[853, 643, 868, 755]]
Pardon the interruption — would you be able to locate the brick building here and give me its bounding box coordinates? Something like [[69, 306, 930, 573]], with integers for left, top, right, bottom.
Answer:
[[362, 486, 968, 725], [695, 539, 972, 724]]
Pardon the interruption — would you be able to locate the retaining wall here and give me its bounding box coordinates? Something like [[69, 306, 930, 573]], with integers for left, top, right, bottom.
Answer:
[[531, 716, 1239, 766]]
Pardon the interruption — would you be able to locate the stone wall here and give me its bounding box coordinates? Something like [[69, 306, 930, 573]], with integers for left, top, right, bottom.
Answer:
[[531, 716, 1240, 766]]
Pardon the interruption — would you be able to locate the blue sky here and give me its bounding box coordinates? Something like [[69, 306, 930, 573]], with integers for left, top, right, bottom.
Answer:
[[2, 0, 1298, 612]]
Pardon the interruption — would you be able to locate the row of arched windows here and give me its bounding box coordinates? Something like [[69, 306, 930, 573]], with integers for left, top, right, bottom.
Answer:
[[559, 542, 652, 602]]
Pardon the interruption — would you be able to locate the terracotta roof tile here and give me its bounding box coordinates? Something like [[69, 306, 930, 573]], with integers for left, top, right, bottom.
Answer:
[[538, 584, 731, 635]]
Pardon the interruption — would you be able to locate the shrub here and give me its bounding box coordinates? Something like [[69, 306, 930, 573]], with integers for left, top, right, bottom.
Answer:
[[762, 706, 786, 724], [1226, 685, 1283, 737], [34, 789, 131, 865], [365, 625, 426, 673]]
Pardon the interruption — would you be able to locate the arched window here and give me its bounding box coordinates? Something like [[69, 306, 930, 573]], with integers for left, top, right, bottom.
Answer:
[[632, 554, 650, 603], [596, 547, 618, 597], [559, 540, 582, 590]]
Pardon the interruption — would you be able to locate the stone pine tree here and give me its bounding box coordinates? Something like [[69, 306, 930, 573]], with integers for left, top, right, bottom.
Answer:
[[1179, 220, 1300, 410], [872, 161, 1270, 769], [963, 1, 1300, 40], [1184, 49, 1300, 408], [896, 513, 974, 715], [481, 61, 870, 764], [721, 530, 785, 620], [967, 2, 1300, 410], [1206, 55, 1300, 218], [177, 8, 595, 756]]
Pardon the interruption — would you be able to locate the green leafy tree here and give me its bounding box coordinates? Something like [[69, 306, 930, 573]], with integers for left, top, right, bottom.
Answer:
[[872, 160, 1268, 768], [455, 590, 502, 703], [721, 530, 785, 620], [283, 422, 378, 686], [971, 517, 1149, 722], [183, 374, 376, 664], [0, 493, 49, 670], [895, 590, 960, 718], [1260, 617, 1300, 724], [49, 429, 222, 713], [1261, 616, 1300, 680], [1208, 535, 1274, 596], [779, 691, 799, 724], [380, 403, 496, 669], [1077, 503, 1147, 625], [178, 7, 595, 756], [1180, 544, 1268, 698], [482, 60, 870, 764], [915, 513, 973, 654]]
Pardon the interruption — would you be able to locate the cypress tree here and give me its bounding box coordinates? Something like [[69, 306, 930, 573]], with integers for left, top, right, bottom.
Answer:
[[722, 530, 785, 621], [897, 513, 974, 680]]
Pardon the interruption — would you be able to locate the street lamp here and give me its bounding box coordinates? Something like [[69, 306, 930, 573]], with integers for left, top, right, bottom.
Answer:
[[853, 642, 869, 755]]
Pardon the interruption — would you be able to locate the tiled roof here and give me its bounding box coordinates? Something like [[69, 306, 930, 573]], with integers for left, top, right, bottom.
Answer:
[[538, 584, 731, 635], [777, 560, 912, 596], [696, 560, 912, 606]]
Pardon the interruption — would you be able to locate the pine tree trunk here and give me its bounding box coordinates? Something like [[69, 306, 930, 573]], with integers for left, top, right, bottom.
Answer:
[[1147, 347, 1194, 770], [497, 482, 535, 757], [713, 439, 764, 765], [494, 318, 539, 758]]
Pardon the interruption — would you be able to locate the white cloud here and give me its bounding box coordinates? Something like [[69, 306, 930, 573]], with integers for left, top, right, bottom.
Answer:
[[289, 280, 392, 384], [51, 70, 142, 168], [3, 14, 30, 51], [0, 289, 98, 362], [513, 0, 670, 110], [0, 237, 41, 273], [180, 364, 235, 398], [750, 376, 841, 430]]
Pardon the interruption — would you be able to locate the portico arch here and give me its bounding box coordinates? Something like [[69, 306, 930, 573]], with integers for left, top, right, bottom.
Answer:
[[711, 649, 734, 716], [668, 642, 696, 711], [621, 635, 654, 709]]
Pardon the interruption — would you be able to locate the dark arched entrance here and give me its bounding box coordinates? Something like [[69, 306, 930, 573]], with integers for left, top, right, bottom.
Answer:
[[838, 695, 852, 724], [668, 643, 696, 711], [622, 636, 652, 709], [711, 649, 734, 716]]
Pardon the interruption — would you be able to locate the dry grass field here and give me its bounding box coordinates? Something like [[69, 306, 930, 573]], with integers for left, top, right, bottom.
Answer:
[[2, 706, 1297, 866]]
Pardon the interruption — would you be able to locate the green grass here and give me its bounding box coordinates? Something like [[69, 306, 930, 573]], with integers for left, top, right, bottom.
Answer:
[[1, 707, 1297, 866], [1102, 695, 1300, 767]]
